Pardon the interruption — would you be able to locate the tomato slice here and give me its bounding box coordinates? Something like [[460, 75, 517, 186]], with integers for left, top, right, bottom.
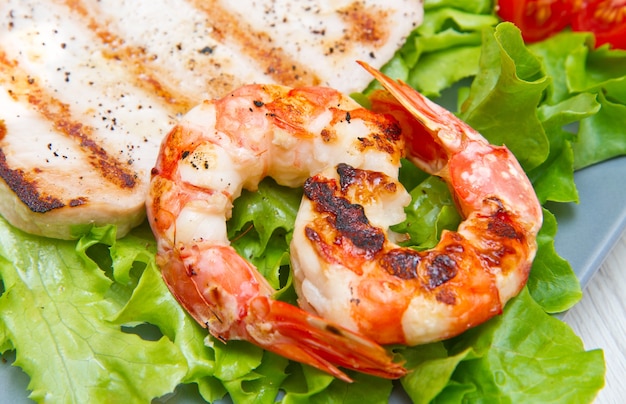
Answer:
[[497, 0, 573, 42], [571, 0, 626, 49]]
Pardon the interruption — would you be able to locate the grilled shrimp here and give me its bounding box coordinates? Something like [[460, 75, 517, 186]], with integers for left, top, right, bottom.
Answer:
[[290, 62, 543, 345], [146, 83, 409, 382], [147, 62, 542, 381]]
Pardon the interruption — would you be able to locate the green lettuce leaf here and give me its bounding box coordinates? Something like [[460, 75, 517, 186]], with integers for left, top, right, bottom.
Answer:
[[527, 209, 582, 313], [108, 233, 225, 403], [398, 342, 471, 404], [408, 46, 483, 98], [214, 343, 288, 404], [443, 288, 604, 403], [530, 31, 626, 169], [227, 178, 302, 301], [0, 219, 187, 403], [281, 366, 393, 404], [528, 31, 594, 105], [573, 92, 626, 169], [398, 289, 604, 403], [424, 0, 493, 14], [391, 175, 461, 250], [459, 23, 550, 171], [530, 93, 600, 204], [380, 2, 498, 97], [566, 44, 626, 98]]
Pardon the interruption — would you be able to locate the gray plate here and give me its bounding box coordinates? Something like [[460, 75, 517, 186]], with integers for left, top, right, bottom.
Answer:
[[548, 156, 626, 286]]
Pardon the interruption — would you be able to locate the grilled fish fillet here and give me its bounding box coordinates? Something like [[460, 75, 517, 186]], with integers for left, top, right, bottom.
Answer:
[[0, 0, 423, 239]]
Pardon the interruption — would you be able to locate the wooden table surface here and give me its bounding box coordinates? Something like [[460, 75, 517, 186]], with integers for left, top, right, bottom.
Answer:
[[564, 230, 626, 403]]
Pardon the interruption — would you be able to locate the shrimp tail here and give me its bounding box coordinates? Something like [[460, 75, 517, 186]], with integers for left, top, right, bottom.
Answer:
[[357, 60, 457, 129], [357, 60, 469, 174], [244, 296, 407, 382], [158, 244, 406, 383], [359, 61, 542, 225]]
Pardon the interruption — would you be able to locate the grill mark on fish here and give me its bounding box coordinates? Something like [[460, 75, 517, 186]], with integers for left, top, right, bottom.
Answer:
[[0, 121, 64, 211], [0, 54, 138, 194], [0, 148, 67, 212], [60, 0, 327, 108], [63, 0, 324, 101], [190, 0, 322, 87], [337, 2, 391, 46], [61, 0, 197, 114]]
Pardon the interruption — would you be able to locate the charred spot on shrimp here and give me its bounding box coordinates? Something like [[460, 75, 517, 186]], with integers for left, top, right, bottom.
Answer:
[[424, 254, 458, 289], [481, 197, 524, 239], [357, 136, 374, 148], [336, 162, 396, 194], [337, 162, 358, 190], [380, 249, 421, 280], [303, 173, 385, 253], [435, 288, 457, 305], [356, 128, 403, 155], [321, 128, 336, 142], [305, 226, 322, 242], [488, 211, 523, 240]]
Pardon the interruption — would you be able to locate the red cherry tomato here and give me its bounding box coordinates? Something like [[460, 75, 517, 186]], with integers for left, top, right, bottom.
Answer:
[[496, 0, 573, 43], [571, 0, 626, 49]]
